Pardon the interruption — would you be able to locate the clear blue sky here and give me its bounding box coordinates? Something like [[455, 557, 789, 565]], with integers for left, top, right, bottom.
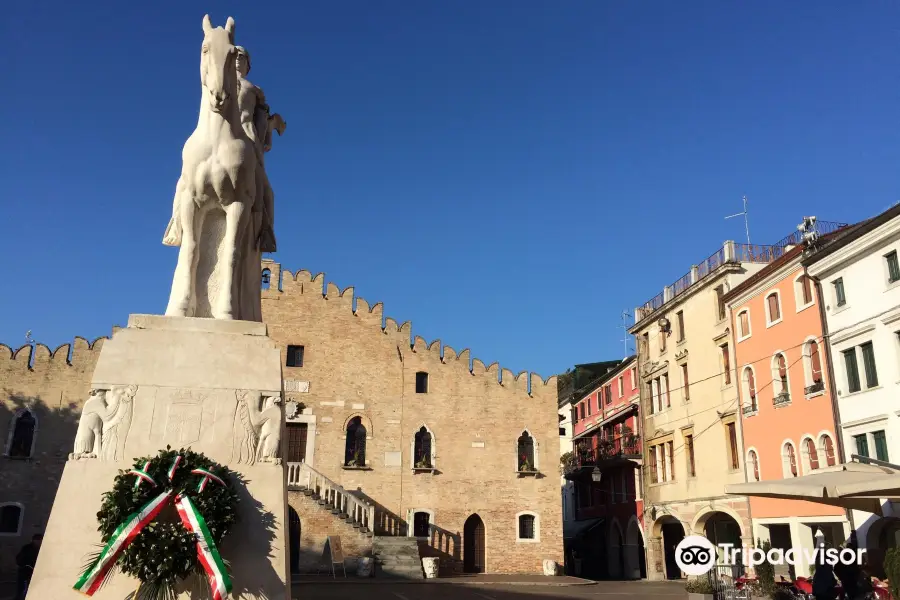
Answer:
[[3, 1, 900, 378]]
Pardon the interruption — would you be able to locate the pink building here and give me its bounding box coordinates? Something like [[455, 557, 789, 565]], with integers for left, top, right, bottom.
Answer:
[[566, 356, 645, 580], [724, 242, 850, 578]]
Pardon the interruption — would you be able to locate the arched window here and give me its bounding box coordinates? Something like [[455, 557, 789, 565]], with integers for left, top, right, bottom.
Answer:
[[772, 354, 790, 402], [742, 367, 758, 412], [782, 442, 798, 478], [261, 268, 272, 291], [747, 450, 760, 481], [414, 426, 432, 469], [804, 438, 820, 472], [766, 292, 782, 325], [820, 434, 837, 467], [737, 309, 752, 340], [518, 431, 535, 472], [344, 417, 366, 467], [803, 340, 824, 393], [795, 274, 814, 309], [0, 504, 23, 535], [6, 409, 36, 458]]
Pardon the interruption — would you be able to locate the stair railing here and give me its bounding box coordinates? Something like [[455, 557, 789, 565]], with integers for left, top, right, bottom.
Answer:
[[288, 462, 376, 534]]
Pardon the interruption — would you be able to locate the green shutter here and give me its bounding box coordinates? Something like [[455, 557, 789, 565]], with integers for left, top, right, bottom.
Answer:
[[874, 430, 889, 462], [861, 342, 879, 388], [834, 278, 846, 306], [843, 349, 861, 393], [888, 252, 900, 283], [854, 434, 869, 458]]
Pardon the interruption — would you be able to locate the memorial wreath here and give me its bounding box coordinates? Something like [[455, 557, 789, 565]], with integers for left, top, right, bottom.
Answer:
[[74, 447, 239, 600]]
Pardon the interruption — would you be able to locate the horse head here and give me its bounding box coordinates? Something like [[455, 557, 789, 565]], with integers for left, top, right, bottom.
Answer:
[[200, 14, 237, 113]]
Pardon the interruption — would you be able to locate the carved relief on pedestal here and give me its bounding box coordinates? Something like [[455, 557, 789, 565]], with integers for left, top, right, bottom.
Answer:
[[71, 385, 138, 461], [234, 389, 283, 465]]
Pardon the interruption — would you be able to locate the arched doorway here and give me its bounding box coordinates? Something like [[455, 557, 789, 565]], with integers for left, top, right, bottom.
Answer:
[[463, 514, 485, 573], [659, 517, 685, 579], [288, 507, 301, 573], [697, 511, 744, 576], [625, 518, 646, 579]]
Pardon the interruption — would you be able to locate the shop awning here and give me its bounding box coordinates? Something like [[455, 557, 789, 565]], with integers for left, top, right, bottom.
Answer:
[[725, 460, 900, 514]]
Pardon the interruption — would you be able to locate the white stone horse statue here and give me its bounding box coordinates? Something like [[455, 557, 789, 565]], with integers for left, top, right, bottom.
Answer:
[[164, 15, 258, 320]]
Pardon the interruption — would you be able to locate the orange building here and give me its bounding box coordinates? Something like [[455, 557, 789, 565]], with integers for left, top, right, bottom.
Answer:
[[724, 243, 850, 579]]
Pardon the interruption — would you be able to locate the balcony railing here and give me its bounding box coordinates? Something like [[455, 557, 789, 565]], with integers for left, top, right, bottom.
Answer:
[[773, 392, 792, 407], [742, 403, 758, 416], [805, 380, 825, 396], [574, 434, 642, 468]]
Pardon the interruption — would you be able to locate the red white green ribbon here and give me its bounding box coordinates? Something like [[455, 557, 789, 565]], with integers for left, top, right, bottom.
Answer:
[[130, 461, 156, 489], [192, 468, 225, 493], [175, 494, 232, 600], [73, 490, 173, 596], [167, 455, 183, 481]]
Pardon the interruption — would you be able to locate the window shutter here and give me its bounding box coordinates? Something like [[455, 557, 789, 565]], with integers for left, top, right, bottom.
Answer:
[[861, 342, 878, 388], [854, 434, 869, 458], [810, 342, 822, 382], [874, 430, 889, 462], [844, 349, 861, 393]]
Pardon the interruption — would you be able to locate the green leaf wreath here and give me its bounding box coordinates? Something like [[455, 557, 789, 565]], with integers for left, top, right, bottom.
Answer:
[[76, 447, 239, 600]]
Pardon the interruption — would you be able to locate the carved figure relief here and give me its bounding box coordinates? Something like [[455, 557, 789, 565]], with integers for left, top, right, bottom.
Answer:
[[234, 390, 282, 465], [71, 385, 137, 461]]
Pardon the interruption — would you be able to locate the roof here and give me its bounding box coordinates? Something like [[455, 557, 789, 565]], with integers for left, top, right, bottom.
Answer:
[[558, 356, 637, 407], [802, 204, 900, 269]]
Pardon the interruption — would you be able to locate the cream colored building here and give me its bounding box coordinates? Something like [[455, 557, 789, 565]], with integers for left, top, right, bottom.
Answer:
[[629, 240, 777, 580]]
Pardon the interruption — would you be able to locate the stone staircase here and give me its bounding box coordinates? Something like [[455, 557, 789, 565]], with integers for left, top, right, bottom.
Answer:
[[373, 536, 424, 579]]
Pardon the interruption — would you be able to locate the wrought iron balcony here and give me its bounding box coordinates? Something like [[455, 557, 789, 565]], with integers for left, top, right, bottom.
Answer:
[[573, 434, 642, 470], [742, 404, 758, 416], [805, 380, 825, 396], [773, 392, 792, 407]]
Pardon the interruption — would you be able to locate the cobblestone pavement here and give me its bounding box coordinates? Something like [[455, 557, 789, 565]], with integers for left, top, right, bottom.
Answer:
[[291, 580, 688, 600]]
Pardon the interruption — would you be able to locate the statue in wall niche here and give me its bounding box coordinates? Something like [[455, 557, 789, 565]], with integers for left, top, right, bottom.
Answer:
[[162, 15, 286, 322], [235, 390, 283, 465], [71, 385, 137, 460]]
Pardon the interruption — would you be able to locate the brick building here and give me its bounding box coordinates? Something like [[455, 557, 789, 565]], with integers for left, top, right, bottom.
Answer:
[[0, 259, 563, 578]]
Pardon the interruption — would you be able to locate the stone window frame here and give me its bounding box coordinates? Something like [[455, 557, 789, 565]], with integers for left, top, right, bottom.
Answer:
[[4, 407, 38, 459], [0, 502, 24, 537], [515, 429, 540, 473], [410, 423, 436, 471], [799, 434, 821, 474], [746, 447, 761, 481], [765, 290, 783, 328], [515, 511, 540, 543]]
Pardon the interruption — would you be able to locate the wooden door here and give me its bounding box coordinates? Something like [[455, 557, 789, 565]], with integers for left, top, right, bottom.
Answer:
[[463, 514, 485, 573], [286, 423, 308, 463]]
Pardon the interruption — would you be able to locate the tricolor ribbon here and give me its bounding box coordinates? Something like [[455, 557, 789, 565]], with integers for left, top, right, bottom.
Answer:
[[73, 490, 173, 596], [192, 468, 226, 493], [175, 494, 232, 600], [167, 455, 183, 481], [129, 461, 156, 490]]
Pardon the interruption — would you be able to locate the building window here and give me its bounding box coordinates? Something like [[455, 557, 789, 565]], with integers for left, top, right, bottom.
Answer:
[[659, 327, 667, 353], [766, 292, 782, 325], [640, 333, 649, 357], [605, 385, 613, 405], [726, 422, 739, 471], [6, 410, 36, 458], [737, 309, 751, 339], [773, 353, 789, 401], [715, 285, 727, 321], [833, 277, 846, 307], [344, 417, 367, 467], [559, 427, 566, 436], [413, 511, 431, 538], [783, 442, 798, 478], [631, 367, 638, 389], [517, 431, 535, 472], [517, 513, 538, 541], [874, 430, 889, 462], [887, 250, 900, 283], [682, 364, 690, 402], [261, 268, 272, 291], [618, 376, 624, 397], [804, 340, 824, 391], [721, 344, 732, 385], [587, 397, 593, 416], [804, 438, 820, 472], [649, 446, 658, 484], [659, 443, 668, 482], [662, 374, 670, 408], [854, 433, 869, 458], [685, 434, 696, 477], [676, 311, 685, 342], [821, 434, 837, 467], [748, 450, 760, 481], [742, 366, 758, 412], [796, 274, 813, 308], [0, 504, 22, 535], [415, 371, 429, 393], [667, 440, 675, 481], [414, 426, 433, 469], [286, 345, 304, 368], [860, 342, 879, 388], [844, 348, 861, 393]]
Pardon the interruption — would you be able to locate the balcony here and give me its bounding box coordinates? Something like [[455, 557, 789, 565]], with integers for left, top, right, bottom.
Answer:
[[572, 434, 642, 475], [805, 380, 825, 396], [773, 392, 792, 407], [742, 404, 758, 417]]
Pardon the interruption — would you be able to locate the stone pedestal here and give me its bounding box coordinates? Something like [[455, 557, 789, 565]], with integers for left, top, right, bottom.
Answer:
[[27, 315, 290, 599]]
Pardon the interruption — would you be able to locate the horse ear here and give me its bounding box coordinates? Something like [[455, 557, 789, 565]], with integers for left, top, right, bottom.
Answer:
[[225, 17, 235, 42], [202, 14, 213, 33]]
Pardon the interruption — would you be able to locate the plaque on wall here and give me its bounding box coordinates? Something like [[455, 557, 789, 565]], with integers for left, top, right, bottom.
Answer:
[[284, 380, 310, 393]]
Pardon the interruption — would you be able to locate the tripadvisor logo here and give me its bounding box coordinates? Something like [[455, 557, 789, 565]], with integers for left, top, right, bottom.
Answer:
[[675, 535, 865, 576]]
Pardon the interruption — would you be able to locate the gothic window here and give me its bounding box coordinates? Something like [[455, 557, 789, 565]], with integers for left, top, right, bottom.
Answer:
[[414, 426, 432, 469], [517, 431, 535, 472], [345, 417, 366, 467], [261, 268, 272, 291], [6, 409, 36, 458]]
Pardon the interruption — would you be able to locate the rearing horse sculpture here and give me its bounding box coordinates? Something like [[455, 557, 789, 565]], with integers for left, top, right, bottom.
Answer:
[[165, 15, 257, 320]]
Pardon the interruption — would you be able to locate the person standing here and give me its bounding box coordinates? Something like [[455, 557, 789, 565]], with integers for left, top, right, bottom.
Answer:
[[14, 534, 42, 600]]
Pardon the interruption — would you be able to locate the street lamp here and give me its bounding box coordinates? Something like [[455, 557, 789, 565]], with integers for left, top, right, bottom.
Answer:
[[591, 467, 602, 483]]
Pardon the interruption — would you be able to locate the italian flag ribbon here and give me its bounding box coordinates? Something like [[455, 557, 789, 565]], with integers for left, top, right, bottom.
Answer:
[[192, 468, 225, 493], [73, 490, 173, 596], [175, 494, 232, 600], [167, 455, 183, 481], [130, 461, 156, 490]]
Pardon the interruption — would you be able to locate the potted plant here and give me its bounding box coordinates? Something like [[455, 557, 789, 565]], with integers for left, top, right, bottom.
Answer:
[[519, 454, 534, 472], [684, 576, 715, 600], [414, 457, 432, 470], [346, 449, 361, 468], [559, 451, 576, 476]]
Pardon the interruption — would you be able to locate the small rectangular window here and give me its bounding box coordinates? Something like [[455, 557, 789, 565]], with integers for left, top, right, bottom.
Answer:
[[739, 311, 750, 337], [649, 446, 658, 483], [618, 376, 624, 397], [727, 422, 739, 470], [799, 274, 813, 305], [676, 311, 685, 342], [715, 285, 726, 321], [667, 440, 675, 481], [286, 345, 305, 367], [834, 278, 847, 307], [631, 367, 638, 389], [685, 434, 696, 477], [415, 371, 429, 393], [843, 348, 861, 393], [767, 293, 781, 322], [887, 251, 900, 283], [559, 427, 566, 436], [659, 443, 667, 482], [682, 364, 690, 402], [860, 342, 878, 388], [721, 344, 731, 385], [605, 385, 612, 405], [854, 433, 869, 458], [587, 397, 592, 416], [518, 515, 535, 539], [874, 430, 889, 462]]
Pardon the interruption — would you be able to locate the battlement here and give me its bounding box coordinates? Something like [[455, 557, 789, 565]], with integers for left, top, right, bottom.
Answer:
[[262, 260, 556, 396], [0, 330, 117, 374]]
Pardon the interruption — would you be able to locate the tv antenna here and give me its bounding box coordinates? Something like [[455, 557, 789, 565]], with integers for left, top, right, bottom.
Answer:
[[725, 195, 752, 246], [618, 311, 634, 358]]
